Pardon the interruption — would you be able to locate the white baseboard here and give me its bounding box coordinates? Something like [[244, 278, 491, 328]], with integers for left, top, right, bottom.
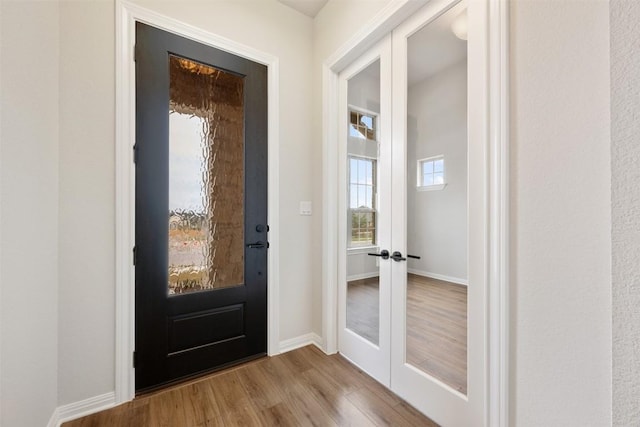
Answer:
[[407, 268, 468, 286], [48, 391, 116, 427], [279, 332, 323, 354], [346, 272, 379, 282]]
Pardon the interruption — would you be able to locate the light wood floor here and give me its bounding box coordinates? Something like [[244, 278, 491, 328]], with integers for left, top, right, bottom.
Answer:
[[63, 345, 437, 427], [347, 273, 467, 394]]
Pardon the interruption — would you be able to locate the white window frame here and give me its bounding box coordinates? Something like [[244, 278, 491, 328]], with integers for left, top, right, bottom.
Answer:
[[417, 155, 447, 191], [347, 106, 379, 250], [347, 154, 377, 249]]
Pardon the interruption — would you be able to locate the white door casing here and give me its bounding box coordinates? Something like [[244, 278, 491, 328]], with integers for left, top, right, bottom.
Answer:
[[115, 0, 281, 403], [323, 0, 509, 425]]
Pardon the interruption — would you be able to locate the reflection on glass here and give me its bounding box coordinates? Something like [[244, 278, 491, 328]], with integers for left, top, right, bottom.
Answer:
[[406, 4, 468, 394], [346, 60, 381, 345], [168, 55, 244, 295]]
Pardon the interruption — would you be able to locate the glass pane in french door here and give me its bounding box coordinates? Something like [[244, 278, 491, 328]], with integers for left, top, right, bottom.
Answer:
[[405, 4, 468, 394], [346, 60, 381, 345], [168, 55, 245, 295]]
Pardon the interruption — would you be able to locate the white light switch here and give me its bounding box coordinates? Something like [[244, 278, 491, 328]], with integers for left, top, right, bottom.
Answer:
[[299, 201, 312, 216]]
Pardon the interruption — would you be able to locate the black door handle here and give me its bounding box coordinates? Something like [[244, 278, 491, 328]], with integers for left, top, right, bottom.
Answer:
[[246, 241, 268, 249], [407, 254, 421, 259], [367, 249, 389, 260], [391, 251, 406, 262]]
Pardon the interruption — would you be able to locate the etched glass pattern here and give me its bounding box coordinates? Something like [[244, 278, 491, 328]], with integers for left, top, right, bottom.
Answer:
[[168, 55, 245, 295]]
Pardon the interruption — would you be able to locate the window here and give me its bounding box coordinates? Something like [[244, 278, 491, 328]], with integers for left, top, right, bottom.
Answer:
[[417, 155, 446, 191], [349, 156, 376, 247], [349, 111, 376, 140]]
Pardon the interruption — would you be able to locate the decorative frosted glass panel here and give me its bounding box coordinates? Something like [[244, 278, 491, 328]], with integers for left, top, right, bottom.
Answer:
[[168, 55, 244, 295]]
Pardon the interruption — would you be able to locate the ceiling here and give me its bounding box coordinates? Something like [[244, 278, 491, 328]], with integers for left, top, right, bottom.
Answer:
[[278, 0, 329, 18], [277, 0, 466, 86], [408, 2, 467, 86]]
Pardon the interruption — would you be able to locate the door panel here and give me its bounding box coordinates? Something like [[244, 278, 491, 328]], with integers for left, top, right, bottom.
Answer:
[[390, 0, 486, 425], [404, 2, 468, 394], [135, 23, 268, 392], [337, 0, 487, 424], [338, 36, 392, 385]]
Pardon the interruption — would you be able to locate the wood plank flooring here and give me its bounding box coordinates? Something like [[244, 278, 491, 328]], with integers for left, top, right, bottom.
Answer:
[[63, 345, 437, 427], [346, 276, 380, 345], [346, 273, 467, 394]]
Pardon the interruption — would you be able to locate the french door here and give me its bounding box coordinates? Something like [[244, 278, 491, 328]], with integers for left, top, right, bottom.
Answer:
[[135, 23, 268, 392], [338, 0, 487, 425]]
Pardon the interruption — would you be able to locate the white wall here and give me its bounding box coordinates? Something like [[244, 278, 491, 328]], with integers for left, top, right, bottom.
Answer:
[[0, 1, 60, 426], [610, 0, 640, 425], [0, 0, 618, 424], [58, 0, 116, 405], [510, 1, 611, 425], [55, 0, 314, 405], [407, 60, 467, 282]]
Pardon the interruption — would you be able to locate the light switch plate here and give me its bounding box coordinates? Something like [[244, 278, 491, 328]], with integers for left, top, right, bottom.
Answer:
[[299, 201, 312, 216]]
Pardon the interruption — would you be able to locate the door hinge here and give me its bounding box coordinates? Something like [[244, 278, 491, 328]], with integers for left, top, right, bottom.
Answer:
[[133, 143, 138, 164], [133, 351, 137, 368], [133, 43, 138, 62], [133, 246, 137, 266]]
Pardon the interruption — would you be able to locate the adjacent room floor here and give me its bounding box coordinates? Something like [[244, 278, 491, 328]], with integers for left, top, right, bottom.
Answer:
[[63, 345, 437, 426], [347, 273, 467, 394]]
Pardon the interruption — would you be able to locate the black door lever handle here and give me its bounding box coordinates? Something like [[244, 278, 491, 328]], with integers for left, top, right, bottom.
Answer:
[[367, 249, 390, 260], [246, 241, 268, 249], [391, 251, 407, 262], [407, 254, 421, 259]]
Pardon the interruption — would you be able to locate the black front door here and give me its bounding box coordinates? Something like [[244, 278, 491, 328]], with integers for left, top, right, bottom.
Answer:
[[135, 22, 268, 392]]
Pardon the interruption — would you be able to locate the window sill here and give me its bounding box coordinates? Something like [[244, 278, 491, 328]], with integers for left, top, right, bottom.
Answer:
[[347, 246, 378, 255], [417, 183, 447, 192]]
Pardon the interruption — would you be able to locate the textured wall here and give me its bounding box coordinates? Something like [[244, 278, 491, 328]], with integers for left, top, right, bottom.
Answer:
[[510, 0, 611, 425], [611, 0, 640, 425]]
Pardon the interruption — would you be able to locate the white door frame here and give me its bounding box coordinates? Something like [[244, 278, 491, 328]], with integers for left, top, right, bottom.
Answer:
[[337, 35, 393, 386], [114, 0, 281, 404], [321, 0, 509, 425]]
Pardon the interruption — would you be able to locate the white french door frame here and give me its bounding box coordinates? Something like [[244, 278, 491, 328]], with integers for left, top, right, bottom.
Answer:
[[337, 36, 392, 386], [115, 0, 281, 404], [321, 0, 509, 425], [390, 0, 485, 424]]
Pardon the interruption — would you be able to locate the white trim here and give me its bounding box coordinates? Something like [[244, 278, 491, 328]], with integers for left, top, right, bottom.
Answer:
[[416, 183, 447, 192], [347, 272, 380, 282], [115, 0, 280, 404], [407, 268, 468, 286], [279, 333, 323, 354], [347, 245, 378, 255], [487, 0, 510, 425], [321, 0, 509, 425], [48, 392, 116, 427], [322, 64, 339, 355]]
